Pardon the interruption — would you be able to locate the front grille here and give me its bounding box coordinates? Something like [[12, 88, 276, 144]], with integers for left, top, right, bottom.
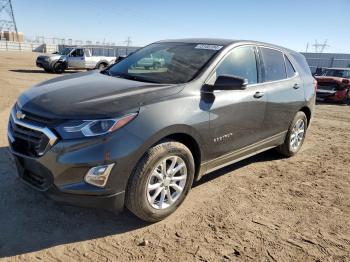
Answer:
[[8, 107, 58, 157], [9, 118, 50, 157], [23, 171, 47, 189], [318, 84, 337, 91], [15, 156, 54, 191]]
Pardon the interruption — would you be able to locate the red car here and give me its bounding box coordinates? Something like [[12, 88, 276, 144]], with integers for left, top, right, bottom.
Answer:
[[315, 68, 350, 104]]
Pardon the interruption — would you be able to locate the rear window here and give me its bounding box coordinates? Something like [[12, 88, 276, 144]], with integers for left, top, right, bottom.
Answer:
[[260, 47, 286, 82]]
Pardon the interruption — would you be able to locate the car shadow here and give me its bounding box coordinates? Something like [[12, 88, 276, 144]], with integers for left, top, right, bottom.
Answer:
[[9, 69, 80, 74], [0, 146, 282, 258]]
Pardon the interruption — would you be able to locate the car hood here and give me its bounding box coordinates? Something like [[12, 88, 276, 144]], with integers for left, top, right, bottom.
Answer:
[[17, 70, 183, 119], [37, 54, 62, 60], [315, 76, 347, 84]]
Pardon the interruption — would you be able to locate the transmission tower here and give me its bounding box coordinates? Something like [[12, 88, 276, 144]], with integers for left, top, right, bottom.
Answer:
[[0, 0, 18, 40], [313, 39, 330, 53]]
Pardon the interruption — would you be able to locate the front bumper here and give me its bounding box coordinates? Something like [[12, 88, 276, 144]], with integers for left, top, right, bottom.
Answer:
[[316, 89, 348, 102], [7, 112, 146, 212], [36, 59, 51, 70], [12, 152, 125, 211]]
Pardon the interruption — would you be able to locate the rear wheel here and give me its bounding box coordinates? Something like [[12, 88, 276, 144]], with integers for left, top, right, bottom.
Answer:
[[53, 62, 65, 74], [125, 141, 195, 222], [277, 111, 307, 157], [98, 63, 107, 70]]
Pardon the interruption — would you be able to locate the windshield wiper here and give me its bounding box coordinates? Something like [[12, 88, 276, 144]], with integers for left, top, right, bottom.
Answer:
[[113, 73, 160, 83]]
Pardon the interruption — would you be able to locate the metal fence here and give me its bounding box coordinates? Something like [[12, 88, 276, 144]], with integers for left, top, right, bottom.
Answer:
[[301, 52, 350, 73], [0, 40, 58, 52], [0, 40, 140, 56], [58, 45, 139, 57]]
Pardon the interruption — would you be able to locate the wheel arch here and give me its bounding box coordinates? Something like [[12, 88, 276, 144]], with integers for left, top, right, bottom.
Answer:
[[134, 125, 206, 183], [96, 60, 109, 69], [299, 106, 311, 127]]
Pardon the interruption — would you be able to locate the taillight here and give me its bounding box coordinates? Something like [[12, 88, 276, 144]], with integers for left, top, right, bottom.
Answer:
[[313, 79, 318, 92]]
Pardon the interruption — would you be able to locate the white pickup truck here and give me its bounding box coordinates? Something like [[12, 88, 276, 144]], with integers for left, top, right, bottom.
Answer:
[[36, 47, 116, 73]]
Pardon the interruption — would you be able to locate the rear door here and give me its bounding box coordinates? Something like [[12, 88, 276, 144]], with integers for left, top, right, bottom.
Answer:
[[68, 48, 86, 68], [258, 47, 305, 138], [205, 45, 268, 160]]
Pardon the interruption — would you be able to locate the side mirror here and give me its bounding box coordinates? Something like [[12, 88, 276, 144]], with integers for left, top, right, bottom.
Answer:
[[213, 75, 248, 90]]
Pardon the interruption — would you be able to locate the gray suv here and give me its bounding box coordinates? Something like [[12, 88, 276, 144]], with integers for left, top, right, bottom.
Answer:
[[8, 39, 316, 222]]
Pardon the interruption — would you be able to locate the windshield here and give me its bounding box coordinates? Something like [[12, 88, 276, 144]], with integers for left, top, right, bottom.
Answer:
[[57, 47, 73, 56], [103, 42, 222, 84], [322, 69, 350, 79]]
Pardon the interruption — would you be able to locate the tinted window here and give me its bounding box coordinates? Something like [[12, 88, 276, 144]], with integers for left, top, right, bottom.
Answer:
[[216, 46, 258, 84], [260, 47, 286, 81], [285, 55, 296, 78]]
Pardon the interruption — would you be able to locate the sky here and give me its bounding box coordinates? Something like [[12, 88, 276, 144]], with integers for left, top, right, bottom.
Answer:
[[9, 0, 350, 53]]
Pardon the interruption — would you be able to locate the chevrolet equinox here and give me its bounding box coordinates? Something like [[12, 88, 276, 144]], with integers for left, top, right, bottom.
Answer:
[[8, 39, 316, 222]]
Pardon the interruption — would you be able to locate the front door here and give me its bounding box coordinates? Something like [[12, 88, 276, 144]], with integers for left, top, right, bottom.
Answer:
[[205, 45, 267, 161], [68, 48, 86, 68]]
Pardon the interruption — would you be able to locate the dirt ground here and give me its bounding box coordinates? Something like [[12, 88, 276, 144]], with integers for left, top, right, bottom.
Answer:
[[0, 51, 349, 262]]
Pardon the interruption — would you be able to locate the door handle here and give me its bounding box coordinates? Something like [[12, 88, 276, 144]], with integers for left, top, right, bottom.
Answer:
[[293, 83, 300, 89], [254, 91, 265, 98], [253, 91, 264, 98]]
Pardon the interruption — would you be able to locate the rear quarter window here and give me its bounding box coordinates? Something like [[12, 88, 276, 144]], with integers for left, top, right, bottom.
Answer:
[[290, 53, 312, 76], [260, 47, 287, 82], [285, 55, 296, 78]]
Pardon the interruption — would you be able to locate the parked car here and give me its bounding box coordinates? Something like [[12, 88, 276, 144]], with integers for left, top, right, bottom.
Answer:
[[8, 39, 315, 222], [315, 68, 350, 103], [36, 47, 116, 73], [135, 54, 165, 69]]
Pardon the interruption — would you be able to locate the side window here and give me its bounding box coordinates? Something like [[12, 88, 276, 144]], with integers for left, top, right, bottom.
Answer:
[[260, 47, 286, 82], [216, 46, 258, 84], [71, 49, 84, 57], [285, 55, 296, 78]]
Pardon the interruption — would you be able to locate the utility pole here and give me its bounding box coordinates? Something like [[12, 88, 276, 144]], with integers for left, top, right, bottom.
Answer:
[[125, 36, 132, 55], [0, 0, 19, 41]]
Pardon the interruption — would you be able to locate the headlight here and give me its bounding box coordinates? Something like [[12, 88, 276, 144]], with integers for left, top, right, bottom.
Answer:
[[57, 113, 137, 139], [44, 57, 50, 61]]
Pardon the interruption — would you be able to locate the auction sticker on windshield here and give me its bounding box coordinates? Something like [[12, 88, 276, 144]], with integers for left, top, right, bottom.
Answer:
[[195, 44, 223, 50]]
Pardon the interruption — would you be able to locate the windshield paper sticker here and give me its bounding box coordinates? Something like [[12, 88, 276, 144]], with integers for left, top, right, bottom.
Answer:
[[195, 44, 223, 51]]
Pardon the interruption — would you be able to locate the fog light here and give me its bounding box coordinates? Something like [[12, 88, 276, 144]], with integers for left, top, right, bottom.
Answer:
[[84, 163, 115, 188]]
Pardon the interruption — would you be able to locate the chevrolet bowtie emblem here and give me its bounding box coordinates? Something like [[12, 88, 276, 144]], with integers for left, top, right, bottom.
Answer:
[[16, 111, 26, 120]]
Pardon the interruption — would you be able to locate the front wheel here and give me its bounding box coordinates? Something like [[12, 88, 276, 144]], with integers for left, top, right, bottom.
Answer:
[[125, 141, 195, 222], [53, 62, 65, 74], [277, 111, 307, 157]]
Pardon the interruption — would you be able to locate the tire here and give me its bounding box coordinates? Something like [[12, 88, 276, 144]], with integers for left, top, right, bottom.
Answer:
[[125, 141, 195, 222], [153, 62, 160, 70], [53, 62, 65, 74], [276, 111, 307, 157], [98, 63, 107, 70], [343, 90, 350, 105], [44, 68, 52, 73]]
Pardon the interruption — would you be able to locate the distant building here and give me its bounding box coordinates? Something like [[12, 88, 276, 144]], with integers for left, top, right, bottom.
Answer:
[[0, 31, 24, 42], [301, 52, 350, 73]]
